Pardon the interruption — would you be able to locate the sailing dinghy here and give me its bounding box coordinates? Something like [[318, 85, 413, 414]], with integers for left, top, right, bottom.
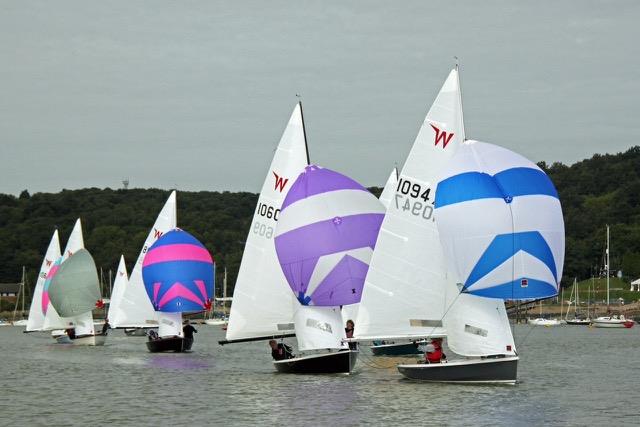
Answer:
[[42, 219, 106, 345], [142, 228, 215, 352], [47, 247, 105, 346], [397, 139, 565, 383], [111, 192, 177, 336], [273, 164, 385, 373]]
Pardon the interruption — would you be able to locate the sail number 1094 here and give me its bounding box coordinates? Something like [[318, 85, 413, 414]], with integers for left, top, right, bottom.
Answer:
[[395, 178, 434, 220]]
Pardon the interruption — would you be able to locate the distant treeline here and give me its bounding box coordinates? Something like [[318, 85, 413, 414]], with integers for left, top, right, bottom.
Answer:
[[1, 146, 640, 299]]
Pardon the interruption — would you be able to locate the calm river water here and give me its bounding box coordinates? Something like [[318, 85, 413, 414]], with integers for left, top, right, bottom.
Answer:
[[1, 324, 639, 426]]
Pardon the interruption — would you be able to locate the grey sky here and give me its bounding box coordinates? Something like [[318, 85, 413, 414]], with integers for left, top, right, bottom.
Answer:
[[1, 1, 638, 195]]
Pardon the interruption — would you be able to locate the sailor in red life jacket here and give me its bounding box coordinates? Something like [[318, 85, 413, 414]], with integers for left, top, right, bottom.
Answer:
[[425, 338, 446, 363]]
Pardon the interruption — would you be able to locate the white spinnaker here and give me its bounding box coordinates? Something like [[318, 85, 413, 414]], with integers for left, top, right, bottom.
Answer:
[[354, 68, 464, 341], [294, 306, 347, 352], [113, 191, 176, 329], [106, 255, 128, 323], [62, 219, 95, 336], [26, 230, 60, 332], [443, 293, 516, 357], [378, 167, 399, 210], [225, 103, 308, 341]]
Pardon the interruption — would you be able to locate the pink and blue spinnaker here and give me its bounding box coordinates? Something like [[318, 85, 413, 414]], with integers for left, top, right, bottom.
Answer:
[[142, 229, 215, 313]]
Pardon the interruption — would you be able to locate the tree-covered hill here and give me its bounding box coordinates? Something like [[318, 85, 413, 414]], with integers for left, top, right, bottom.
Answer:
[[1, 146, 640, 301]]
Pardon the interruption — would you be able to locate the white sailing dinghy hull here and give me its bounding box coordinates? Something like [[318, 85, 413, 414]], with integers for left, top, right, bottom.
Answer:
[[397, 356, 519, 384], [591, 317, 634, 328], [273, 350, 358, 374], [56, 334, 107, 346]]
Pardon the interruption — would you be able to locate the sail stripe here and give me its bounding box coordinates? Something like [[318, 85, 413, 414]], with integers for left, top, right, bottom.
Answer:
[[435, 167, 559, 208], [281, 165, 369, 210], [157, 283, 204, 310], [465, 278, 557, 300], [464, 231, 558, 289], [143, 244, 212, 267]]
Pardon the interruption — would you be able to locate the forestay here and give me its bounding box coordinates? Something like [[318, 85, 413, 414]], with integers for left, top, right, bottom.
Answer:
[[26, 230, 60, 332], [225, 103, 308, 341], [434, 141, 565, 300], [112, 191, 176, 328], [354, 68, 464, 341]]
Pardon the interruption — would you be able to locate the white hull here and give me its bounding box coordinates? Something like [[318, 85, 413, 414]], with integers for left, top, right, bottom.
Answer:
[[592, 318, 634, 328], [55, 334, 107, 346], [398, 356, 519, 384], [527, 318, 562, 326], [204, 319, 227, 326]]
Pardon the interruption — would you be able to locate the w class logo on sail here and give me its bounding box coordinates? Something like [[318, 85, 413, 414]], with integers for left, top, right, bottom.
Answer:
[[273, 171, 289, 192], [430, 123, 454, 148]]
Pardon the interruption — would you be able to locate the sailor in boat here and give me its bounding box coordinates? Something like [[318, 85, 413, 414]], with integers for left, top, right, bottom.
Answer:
[[101, 318, 111, 335], [345, 320, 358, 350], [182, 319, 198, 348], [269, 339, 294, 361], [424, 338, 446, 364], [65, 324, 76, 340]]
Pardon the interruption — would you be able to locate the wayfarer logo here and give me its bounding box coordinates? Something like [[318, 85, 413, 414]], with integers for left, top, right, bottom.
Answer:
[[430, 123, 455, 148], [273, 171, 289, 193]]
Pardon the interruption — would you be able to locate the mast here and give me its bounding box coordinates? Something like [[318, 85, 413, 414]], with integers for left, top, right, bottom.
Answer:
[[454, 58, 466, 141], [606, 225, 610, 306], [298, 100, 311, 165], [222, 267, 227, 318]]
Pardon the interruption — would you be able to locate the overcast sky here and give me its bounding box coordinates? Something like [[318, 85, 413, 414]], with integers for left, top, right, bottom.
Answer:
[[1, 1, 638, 195]]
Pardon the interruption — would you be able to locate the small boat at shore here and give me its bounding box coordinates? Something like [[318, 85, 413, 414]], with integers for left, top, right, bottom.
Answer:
[[528, 318, 562, 327], [591, 315, 635, 328]]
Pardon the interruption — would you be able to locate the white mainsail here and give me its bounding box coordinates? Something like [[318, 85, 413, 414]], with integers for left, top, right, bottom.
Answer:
[[112, 191, 177, 329], [225, 103, 308, 341], [106, 255, 128, 323], [26, 230, 60, 332], [354, 68, 465, 341]]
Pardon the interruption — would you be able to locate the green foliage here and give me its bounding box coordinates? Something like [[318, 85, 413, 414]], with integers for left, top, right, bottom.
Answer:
[[1, 146, 640, 298]]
